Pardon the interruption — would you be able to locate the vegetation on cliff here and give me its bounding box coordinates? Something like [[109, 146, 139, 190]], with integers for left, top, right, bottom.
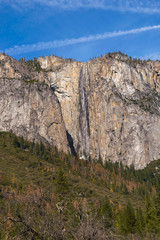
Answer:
[[18, 57, 42, 72]]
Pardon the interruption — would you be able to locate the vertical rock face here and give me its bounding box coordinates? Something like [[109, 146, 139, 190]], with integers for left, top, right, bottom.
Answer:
[[38, 55, 160, 169], [78, 64, 90, 157], [0, 54, 69, 153]]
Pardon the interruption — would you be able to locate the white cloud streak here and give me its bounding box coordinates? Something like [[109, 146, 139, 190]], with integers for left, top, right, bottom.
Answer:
[[4, 25, 160, 55], [142, 53, 160, 60], [0, 0, 160, 14]]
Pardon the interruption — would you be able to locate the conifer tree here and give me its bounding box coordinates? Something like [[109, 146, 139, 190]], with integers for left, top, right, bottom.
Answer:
[[154, 189, 160, 220], [56, 168, 69, 199], [145, 194, 158, 234], [100, 197, 113, 228], [153, 189, 160, 233], [118, 201, 136, 234], [13, 135, 20, 148], [136, 208, 145, 235], [35, 143, 40, 156], [125, 201, 136, 233]]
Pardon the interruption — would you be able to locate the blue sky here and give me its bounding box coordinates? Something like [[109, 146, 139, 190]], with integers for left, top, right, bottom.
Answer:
[[0, 0, 160, 61]]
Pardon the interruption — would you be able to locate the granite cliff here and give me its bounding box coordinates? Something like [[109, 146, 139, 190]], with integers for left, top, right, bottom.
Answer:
[[1, 52, 160, 168], [0, 53, 69, 153], [38, 53, 160, 169]]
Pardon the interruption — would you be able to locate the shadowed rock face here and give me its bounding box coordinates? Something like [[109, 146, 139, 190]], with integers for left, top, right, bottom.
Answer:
[[38, 55, 160, 169], [0, 54, 69, 153]]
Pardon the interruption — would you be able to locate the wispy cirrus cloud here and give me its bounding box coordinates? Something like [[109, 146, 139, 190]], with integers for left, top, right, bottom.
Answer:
[[0, 0, 160, 14], [142, 53, 160, 60], [4, 25, 160, 55]]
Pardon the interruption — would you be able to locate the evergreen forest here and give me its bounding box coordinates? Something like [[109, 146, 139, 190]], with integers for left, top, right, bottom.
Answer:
[[0, 131, 160, 239]]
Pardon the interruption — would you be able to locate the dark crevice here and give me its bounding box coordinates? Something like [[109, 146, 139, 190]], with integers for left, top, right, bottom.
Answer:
[[48, 122, 59, 128], [66, 130, 77, 156]]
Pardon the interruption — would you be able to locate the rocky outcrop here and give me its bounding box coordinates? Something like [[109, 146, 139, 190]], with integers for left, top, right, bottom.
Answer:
[[38, 54, 160, 169], [0, 53, 69, 153]]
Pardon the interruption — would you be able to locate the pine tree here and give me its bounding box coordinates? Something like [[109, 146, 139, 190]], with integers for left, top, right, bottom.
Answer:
[[56, 168, 69, 199], [35, 143, 40, 156], [136, 208, 145, 235], [145, 194, 158, 234], [39, 142, 45, 155], [125, 201, 136, 233], [118, 201, 136, 234], [154, 189, 160, 220], [100, 197, 113, 228], [153, 189, 160, 234], [13, 136, 20, 148], [28, 141, 35, 153], [19, 136, 24, 149]]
